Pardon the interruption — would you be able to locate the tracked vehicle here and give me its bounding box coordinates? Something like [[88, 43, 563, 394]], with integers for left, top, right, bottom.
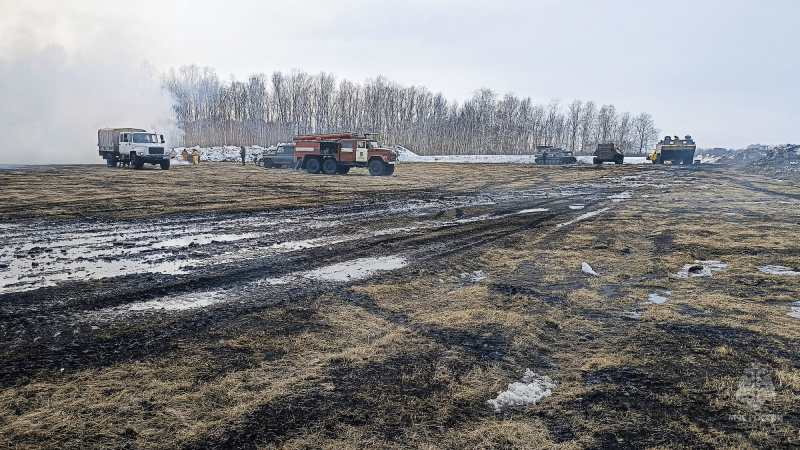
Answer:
[[648, 135, 696, 164], [593, 143, 624, 164], [534, 146, 577, 165]]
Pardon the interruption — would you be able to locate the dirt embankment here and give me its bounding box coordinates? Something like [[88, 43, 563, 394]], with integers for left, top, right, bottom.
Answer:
[[1, 162, 799, 448]]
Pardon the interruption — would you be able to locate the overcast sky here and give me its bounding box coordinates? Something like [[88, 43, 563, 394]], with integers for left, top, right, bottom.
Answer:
[[1, 0, 798, 162]]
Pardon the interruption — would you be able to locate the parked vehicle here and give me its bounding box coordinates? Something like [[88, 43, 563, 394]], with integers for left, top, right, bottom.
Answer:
[[257, 143, 295, 168], [534, 146, 577, 165], [98, 128, 169, 170], [648, 135, 696, 164], [292, 133, 398, 176], [593, 143, 624, 164]]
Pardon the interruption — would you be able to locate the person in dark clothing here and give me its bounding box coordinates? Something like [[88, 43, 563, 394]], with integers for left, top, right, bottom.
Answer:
[[240, 147, 246, 166]]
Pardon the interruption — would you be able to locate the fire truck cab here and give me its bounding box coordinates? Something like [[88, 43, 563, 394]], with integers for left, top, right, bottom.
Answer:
[[293, 133, 398, 176]]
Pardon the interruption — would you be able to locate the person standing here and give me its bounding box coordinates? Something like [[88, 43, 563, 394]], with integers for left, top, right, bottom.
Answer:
[[240, 146, 247, 166], [181, 149, 189, 163], [192, 149, 200, 164]]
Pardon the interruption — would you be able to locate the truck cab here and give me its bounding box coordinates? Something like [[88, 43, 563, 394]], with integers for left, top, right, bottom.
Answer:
[[98, 128, 170, 170]]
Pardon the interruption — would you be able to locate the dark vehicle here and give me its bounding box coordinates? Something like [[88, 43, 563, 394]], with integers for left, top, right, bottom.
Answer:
[[257, 144, 295, 168], [535, 146, 577, 165], [648, 135, 696, 164], [593, 143, 624, 164]]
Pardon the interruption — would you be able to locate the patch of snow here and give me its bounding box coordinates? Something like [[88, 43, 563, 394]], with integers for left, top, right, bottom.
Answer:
[[788, 303, 800, 319], [758, 265, 800, 276], [582, 262, 599, 276], [624, 310, 643, 319], [516, 208, 549, 214], [569, 204, 585, 210], [608, 192, 632, 202], [461, 270, 488, 282], [487, 369, 556, 413], [675, 260, 728, 278], [557, 207, 610, 228], [645, 292, 671, 304]]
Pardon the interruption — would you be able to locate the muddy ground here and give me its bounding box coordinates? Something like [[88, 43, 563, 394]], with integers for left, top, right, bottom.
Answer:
[[1, 162, 799, 449]]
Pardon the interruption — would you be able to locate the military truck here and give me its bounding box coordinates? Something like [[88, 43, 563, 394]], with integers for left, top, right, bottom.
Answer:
[[257, 143, 295, 168], [293, 133, 398, 176], [593, 143, 624, 164], [534, 146, 577, 165], [648, 135, 696, 164], [98, 128, 169, 169]]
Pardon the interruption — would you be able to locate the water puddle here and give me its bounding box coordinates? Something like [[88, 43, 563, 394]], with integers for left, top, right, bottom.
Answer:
[[304, 256, 407, 282], [675, 260, 727, 278], [516, 208, 549, 214], [758, 265, 800, 276], [153, 233, 260, 249]]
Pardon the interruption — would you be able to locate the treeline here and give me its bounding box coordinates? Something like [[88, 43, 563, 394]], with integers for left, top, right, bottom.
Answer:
[[162, 65, 661, 155]]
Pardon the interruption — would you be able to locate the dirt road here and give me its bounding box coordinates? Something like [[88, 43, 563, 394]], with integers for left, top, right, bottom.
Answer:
[[1, 163, 798, 448]]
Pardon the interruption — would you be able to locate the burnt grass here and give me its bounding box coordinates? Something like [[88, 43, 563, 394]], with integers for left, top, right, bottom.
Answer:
[[1, 163, 799, 448]]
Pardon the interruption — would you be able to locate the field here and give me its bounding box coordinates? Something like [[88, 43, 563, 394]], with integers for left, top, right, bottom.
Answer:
[[1, 162, 799, 448]]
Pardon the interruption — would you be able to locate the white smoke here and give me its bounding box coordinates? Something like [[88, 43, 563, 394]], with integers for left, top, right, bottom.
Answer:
[[0, 43, 179, 165]]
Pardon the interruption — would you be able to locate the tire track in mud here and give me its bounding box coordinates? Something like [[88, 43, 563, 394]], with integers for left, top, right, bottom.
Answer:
[[0, 190, 619, 383], [0, 164, 664, 385]]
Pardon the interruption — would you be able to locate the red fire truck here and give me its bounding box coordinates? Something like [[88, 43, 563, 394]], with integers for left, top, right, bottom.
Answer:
[[292, 133, 398, 176]]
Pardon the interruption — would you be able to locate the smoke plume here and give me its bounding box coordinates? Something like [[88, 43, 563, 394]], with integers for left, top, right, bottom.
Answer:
[[0, 44, 179, 165]]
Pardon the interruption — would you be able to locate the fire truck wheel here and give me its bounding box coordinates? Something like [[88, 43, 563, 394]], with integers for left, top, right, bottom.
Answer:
[[382, 164, 395, 176], [322, 158, 338, 175], [305, 158, 322, 174], [336, 166, 351, 174], [368, 159, 385, 176]]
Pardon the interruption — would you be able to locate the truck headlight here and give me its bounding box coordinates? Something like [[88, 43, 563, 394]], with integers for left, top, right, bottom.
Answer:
[[138, 152, 144, 156]]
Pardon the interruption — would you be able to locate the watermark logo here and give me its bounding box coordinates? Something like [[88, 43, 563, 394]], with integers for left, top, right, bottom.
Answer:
[[728, 362, 782, 423], [735, 362, 775, 410]]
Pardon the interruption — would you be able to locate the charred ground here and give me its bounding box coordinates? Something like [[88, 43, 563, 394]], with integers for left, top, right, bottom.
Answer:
[[0, 163, 798, 448]]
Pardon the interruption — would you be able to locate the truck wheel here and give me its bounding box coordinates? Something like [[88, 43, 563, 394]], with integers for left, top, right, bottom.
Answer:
[[382, 164, 395, 176], [593, 157, 600, 165], [336, 166, 351, 174], [133, 157, 144, 170], [615, 156, 623, 165], [106, 158, 117, 168], [368, 159, 385, 176], [305, 158, 322, 174], [322, 158, 338, 175], [160, 160, 170, 170], [264, 159, 274, 168]]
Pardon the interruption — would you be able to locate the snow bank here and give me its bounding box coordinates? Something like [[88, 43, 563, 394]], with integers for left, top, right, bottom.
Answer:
[[396, 146, 651, 165], [487, 369, 556, 412], [172, 145, 267, 162]]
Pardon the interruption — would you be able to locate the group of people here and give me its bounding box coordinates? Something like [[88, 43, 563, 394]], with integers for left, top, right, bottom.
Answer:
[[169, 147, 249, 165], [179, 149, 201, 164]]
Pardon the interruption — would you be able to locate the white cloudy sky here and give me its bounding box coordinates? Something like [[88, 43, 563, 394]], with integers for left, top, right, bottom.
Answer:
[[0, 0, 798, 162]]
